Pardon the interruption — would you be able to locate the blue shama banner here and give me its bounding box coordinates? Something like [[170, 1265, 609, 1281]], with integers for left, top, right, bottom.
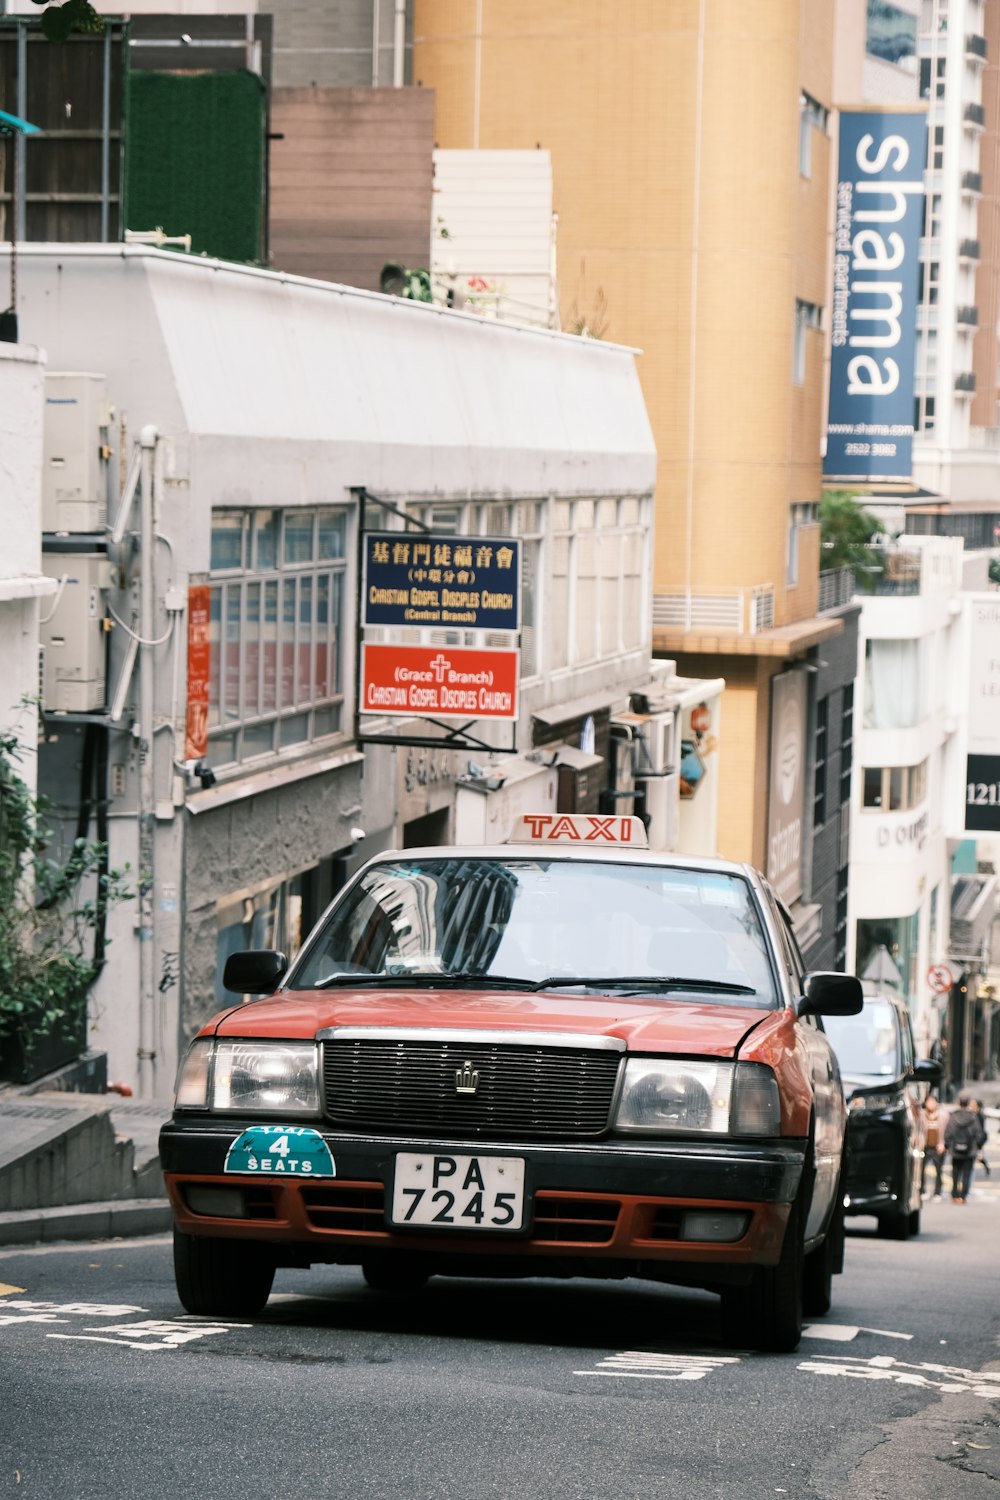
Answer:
[[824, 109, 926, 483]]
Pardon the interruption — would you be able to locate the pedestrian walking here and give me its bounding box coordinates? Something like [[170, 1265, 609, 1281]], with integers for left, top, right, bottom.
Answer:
[[920, 1094, 945, 1200], [972, 1098, 990, 1177], [944, 1093, 981, 1203]]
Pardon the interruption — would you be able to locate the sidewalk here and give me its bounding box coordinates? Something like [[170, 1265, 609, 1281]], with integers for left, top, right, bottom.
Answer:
[[0, 1083, 173, 1247]]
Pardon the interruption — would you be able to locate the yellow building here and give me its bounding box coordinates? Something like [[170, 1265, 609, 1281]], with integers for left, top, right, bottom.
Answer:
[[413, 1, 849, 901]]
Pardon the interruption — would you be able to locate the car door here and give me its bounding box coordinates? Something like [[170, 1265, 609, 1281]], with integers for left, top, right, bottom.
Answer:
[[765, 888, 847, 1240]]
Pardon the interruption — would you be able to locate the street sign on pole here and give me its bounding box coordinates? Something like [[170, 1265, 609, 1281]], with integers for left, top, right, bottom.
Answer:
[[927, 963, 954, 995]]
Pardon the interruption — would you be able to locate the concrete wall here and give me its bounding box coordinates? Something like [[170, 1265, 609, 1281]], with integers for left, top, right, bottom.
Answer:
[[0, 342, 48, 788], [412, 0, 832, 630]]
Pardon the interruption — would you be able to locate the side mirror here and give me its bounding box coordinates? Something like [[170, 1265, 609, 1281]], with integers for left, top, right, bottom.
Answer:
[[797, 971, 864, 1018], [913, 1057, 943, 1086], [223, 949, 287, 995]]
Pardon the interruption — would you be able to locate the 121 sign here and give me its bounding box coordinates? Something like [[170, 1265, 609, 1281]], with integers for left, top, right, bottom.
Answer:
[[966, 754, 1000, 832]]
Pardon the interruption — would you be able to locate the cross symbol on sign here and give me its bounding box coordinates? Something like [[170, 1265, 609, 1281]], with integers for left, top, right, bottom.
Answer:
[[429, 654, 451, 682]]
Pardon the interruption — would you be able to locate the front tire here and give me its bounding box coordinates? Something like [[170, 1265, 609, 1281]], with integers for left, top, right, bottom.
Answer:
[[721, 1198, 804, 1353], [173, 1229, 276, 1316]]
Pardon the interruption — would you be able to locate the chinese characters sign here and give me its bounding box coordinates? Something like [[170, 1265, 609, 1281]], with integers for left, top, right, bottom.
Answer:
[[364, 533, 520, 632], [362, 644, 519, 720], [184, 584, 211, 761]]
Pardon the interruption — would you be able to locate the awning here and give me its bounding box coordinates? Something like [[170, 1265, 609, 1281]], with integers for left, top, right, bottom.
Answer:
[[531, 690, 620, 728]]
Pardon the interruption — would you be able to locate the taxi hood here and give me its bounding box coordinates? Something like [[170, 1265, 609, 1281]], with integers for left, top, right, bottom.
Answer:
[[210, 987, 776, 1059]]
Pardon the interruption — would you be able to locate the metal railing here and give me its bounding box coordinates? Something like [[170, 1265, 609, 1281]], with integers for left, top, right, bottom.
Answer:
[[652, 584, 775, 634], [818, 568, 855, 613]]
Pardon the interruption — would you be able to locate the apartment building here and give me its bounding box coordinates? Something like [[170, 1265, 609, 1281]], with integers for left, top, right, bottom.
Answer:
[[410, 1, 858, 965], [833, 0, 1000, 1082]]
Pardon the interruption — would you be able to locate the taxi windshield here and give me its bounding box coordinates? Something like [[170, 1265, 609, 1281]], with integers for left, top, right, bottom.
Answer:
[[288, 857, 778, 1005]]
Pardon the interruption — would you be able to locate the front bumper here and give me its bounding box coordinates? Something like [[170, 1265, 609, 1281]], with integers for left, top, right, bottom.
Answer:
[[160, 1119, 806, 1272], [843, 1116, 911, 1215]]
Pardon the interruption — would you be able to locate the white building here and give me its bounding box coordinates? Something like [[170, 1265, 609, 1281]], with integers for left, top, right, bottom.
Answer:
[[0, 243, 725, 1096], [845, 532, 1000, 1071], [0, 342, 54, 791]]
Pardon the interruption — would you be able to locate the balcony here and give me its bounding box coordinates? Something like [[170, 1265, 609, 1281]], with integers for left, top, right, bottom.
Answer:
[[966, 32, 988, 60], [652, 584, 775, 635], [957, 305, 980, 326], [965, 102, 987, 127], [856, 547, 923, 597], [818, 568, 855, 614], [955, 371, 977, 393], [959, 238, 981, 260], [962, 170, 984, 194]]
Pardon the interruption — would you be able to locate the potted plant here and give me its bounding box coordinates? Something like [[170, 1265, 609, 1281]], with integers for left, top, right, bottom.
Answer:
[[0, 729, 130, 1085]]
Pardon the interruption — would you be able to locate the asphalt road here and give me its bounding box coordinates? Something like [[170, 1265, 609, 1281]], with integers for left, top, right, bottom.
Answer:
[[1, 1181, 998, 1500]]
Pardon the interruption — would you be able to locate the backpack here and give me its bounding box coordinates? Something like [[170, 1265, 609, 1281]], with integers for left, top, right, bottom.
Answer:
[[950, 1115, 977, 1158]]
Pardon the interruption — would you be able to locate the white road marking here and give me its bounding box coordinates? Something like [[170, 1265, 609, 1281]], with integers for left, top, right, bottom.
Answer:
[[575, 1351, 741, 1382], [802, 1324, 913, 1342], [0, 1299, 146, 1316], [48, 1318, 249, 1352], [798, 1354, 1000, 1398]]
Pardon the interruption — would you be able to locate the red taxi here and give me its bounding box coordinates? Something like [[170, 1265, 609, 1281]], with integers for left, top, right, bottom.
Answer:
[[160, 814, 862, 1352]]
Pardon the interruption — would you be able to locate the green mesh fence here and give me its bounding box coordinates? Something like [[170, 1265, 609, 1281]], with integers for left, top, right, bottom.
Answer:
[[125, 70, 265, 263]]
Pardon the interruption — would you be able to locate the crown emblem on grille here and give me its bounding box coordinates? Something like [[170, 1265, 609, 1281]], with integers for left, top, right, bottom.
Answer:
[[455, 1059, 480, 1095]]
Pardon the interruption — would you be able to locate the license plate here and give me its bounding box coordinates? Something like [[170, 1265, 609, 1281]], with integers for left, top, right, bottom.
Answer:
[[390, 1153, 526, 1231]]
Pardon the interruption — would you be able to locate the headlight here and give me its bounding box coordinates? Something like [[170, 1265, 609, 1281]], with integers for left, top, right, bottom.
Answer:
[[614, 1059, 781, 1137], [174, 1039, 320, 1115]]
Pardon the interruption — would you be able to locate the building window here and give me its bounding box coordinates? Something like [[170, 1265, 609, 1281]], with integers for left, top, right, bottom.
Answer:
[[866, 0, 918, 66], [799, 91, 829, 177], [794, 300, 822, 386], [839, 683, 854, 806], [918, 261, 940, 306], [407, 495, 647, 678], [814, 696, 828, 827], [863, 638, 922, 729], [835, 865, 849, 970], [856, 911, 919, 998], [916, 394, 936, 433], [861, 759, 928, 810], [787, 500, 818, 586], [207, 507, 347, 768], [550, 496, 647, 670], [931, 125, 945, 171]]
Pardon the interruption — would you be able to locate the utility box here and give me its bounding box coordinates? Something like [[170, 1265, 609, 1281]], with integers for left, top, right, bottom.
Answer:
[[42, 373, 112, 533], [39, 552, 109, 712]]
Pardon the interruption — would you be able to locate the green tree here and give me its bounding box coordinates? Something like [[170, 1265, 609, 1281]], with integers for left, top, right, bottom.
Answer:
[[24, 0, 104, 43], [820, 490, 881, 572], [0, 728, 130, 1070]]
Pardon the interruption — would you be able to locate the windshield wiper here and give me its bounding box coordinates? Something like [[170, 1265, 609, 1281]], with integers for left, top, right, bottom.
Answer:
[[308, 971, 535, 991], [535, 975, 758, 996]]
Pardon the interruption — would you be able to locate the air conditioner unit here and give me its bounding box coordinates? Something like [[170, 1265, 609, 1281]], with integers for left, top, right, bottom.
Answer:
[[639, 711, 674, 775], [39, 552, 110, 712], [42, 372, 112, 534]]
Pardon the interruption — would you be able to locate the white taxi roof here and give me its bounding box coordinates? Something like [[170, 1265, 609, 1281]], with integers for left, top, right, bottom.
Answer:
[[365, 813, 762, 884]]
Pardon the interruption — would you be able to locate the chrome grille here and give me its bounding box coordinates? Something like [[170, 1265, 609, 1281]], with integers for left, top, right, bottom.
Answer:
[[322, 1037, 622, 1139]]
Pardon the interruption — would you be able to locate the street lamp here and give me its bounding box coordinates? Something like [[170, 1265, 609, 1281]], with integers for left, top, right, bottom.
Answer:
[[1, 107, 41, 344]]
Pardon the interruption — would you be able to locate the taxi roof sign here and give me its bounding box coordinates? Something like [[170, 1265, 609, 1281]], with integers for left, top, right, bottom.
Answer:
[[507, 814, 649, 847]]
